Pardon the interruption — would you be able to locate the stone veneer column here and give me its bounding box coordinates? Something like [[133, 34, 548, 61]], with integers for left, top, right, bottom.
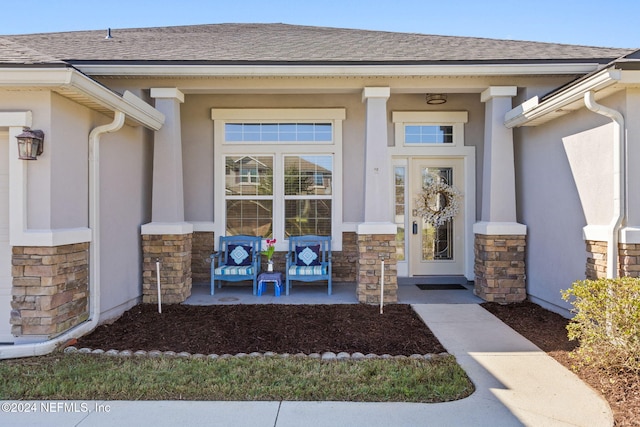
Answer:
[[356, 232, 397, 304], [142, 233, 192, 304], [142, 88, 193, 304], [585, 240, 608, 279], [586, 240, 640, 280], [356, 87, 398, 304], [474, 234, 526, 302], [11, 243, 89, 337], [474, 87, 527, 303]]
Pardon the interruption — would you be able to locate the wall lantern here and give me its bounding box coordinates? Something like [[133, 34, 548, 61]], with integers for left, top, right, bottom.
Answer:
[[425, 94, 447, 105], [16, 128, 44, 160]]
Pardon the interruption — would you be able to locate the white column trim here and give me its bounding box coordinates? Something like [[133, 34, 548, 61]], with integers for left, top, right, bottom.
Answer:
[[481, 86, 518, 102], [362, 87, 391, 101], [473, 221, 527, 235], [150, 88, 185, 103], [356, 222, 397, 235], [141, 222, 194, 235]]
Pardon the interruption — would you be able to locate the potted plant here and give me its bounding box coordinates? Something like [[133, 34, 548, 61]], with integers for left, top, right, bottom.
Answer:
[[262, 238, 276, 271]]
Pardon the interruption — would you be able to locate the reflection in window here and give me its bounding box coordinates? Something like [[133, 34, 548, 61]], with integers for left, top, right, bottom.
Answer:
[[225, 156, 274, 237], [394, 166, 406, 261], [225, 156, 273, 196], [284, 155, 332, 196], [284, 155, 332, 237]]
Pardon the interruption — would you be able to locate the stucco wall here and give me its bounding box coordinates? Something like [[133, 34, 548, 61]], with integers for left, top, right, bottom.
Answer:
[[514, 93, 621, 313], [98, 119, 152, 318], [50, 93, 91, 229]]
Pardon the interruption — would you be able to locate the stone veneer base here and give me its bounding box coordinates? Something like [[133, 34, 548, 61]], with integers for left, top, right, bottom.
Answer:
[[356, 234, 397, 304], [586, 240, 640, 279], [11, 243, 90, 337], [474, 234, 526, 303], [142, 233, 192, 304]]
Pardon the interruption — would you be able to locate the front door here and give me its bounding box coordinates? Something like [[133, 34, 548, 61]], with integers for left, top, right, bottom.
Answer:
[[409, 158, 464, 276]]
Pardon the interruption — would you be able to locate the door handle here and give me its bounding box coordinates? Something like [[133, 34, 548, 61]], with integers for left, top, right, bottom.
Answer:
[[412, 221, 418, 235]]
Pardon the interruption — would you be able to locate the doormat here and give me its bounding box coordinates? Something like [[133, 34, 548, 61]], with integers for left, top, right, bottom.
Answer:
[[416, 284, 467, 290]]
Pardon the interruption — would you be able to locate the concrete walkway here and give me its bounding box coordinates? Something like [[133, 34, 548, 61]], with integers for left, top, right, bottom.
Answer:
[[0, 304, 612, 426]]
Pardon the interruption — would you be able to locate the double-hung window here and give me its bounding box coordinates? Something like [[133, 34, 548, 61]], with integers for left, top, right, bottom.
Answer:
[[212, 109, 345, 251]]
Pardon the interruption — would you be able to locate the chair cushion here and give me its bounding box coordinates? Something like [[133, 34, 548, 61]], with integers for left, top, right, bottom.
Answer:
[[288, 265, 326, 276], [228, 244, 252, 266], [215, 266, 254, 276], [295, 245, 321, 266]]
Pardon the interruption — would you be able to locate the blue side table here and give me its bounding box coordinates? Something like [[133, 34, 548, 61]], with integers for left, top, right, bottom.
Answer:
[[257, 272, 284, 296]]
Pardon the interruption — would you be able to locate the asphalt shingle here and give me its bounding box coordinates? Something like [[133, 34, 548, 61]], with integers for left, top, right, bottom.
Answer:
[[0, 23, 633, 65]]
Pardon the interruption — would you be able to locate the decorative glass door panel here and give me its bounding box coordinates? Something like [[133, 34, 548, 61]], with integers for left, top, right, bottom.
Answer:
[[410, 158, 464, 276]]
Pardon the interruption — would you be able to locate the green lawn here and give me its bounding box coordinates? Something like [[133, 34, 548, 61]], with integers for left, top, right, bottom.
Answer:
[[0, 353, 474, 402]]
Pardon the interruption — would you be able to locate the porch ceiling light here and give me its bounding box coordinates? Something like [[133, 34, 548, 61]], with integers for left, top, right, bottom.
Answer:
[[425, 94, 447, 105], [16, 128, 44, 160]]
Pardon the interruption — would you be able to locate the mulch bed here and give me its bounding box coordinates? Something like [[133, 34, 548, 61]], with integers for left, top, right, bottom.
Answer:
[[75, 300, 639, 425], [76, 304, 446, 356]]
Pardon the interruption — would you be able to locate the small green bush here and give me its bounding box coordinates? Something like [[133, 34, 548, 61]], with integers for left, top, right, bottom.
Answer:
[[562, 277, 640, 372]]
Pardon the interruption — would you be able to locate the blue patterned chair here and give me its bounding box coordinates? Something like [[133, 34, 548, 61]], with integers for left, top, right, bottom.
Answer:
[[285, 235, 332, 295], [210, 235, 262, 295]]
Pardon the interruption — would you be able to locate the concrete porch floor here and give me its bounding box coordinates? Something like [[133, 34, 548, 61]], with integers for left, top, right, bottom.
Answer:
[[184, 277, 483, 306]]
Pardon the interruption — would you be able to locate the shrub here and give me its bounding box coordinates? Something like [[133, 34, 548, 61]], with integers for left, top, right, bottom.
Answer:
[[562, 277, 640, 372]]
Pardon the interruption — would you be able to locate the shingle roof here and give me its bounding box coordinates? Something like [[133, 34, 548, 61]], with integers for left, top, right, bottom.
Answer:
[[0, 23, 633, 65], [0, 38, 65, 65]]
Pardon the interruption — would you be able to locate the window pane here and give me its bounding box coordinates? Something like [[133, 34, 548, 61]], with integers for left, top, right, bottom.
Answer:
[[284, 155, 332, 196], [285, 200, 331, 237], [404, 125, 453, 144], [225, 156, 273, 196], [225, 123, 333, 143], [394, 166, 406, 261], [226, 199, 273, 237]]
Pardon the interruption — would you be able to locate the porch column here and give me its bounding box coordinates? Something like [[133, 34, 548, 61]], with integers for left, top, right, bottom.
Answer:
[[357, 87, 397, 304], [474, 86, 527, 303], [141, 88, 192, 304]]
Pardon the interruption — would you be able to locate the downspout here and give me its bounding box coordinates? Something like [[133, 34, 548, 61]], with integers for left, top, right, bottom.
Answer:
[[0, 112, 125, 359], [584, 91, 625, 279]]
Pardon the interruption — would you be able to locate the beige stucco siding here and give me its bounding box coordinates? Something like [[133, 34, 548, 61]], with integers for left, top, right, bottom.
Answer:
[[98, 121, 152, 318], [514, 93, 620, 312], [50, 93, 91, 229]]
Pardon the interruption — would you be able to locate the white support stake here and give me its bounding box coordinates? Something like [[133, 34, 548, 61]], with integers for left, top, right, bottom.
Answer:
[[380, 260, 384, 314], [156, 258, 162, 313]]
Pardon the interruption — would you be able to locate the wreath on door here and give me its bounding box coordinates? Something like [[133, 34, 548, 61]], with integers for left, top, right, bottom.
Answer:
[[415, 181, 461, 227]]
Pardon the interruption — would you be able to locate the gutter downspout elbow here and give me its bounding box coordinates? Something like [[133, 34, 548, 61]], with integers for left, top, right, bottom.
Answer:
[[584, 91, 625, 279], [0, 112, 125, 359]]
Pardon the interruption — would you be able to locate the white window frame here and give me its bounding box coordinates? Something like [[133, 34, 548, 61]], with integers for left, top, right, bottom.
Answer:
[[212, 108, 345, 251], [392, 111, 467, 147]]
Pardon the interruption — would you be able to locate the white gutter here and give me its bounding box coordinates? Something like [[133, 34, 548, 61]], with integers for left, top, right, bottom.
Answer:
[[0, 112, 126, 358], [584, 91, 625, 279], [75, 62, 602, 78], [505, 68, 621, 128]]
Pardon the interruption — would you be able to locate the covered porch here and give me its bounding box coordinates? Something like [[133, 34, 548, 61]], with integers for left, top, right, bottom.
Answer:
[[184, 278, 482, 306]]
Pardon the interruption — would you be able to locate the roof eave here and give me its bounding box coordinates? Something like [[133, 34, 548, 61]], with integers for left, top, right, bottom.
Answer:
[[74, 62, 604, 78], [0, 66, 164, 130], [505, 67, 623, 128]]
